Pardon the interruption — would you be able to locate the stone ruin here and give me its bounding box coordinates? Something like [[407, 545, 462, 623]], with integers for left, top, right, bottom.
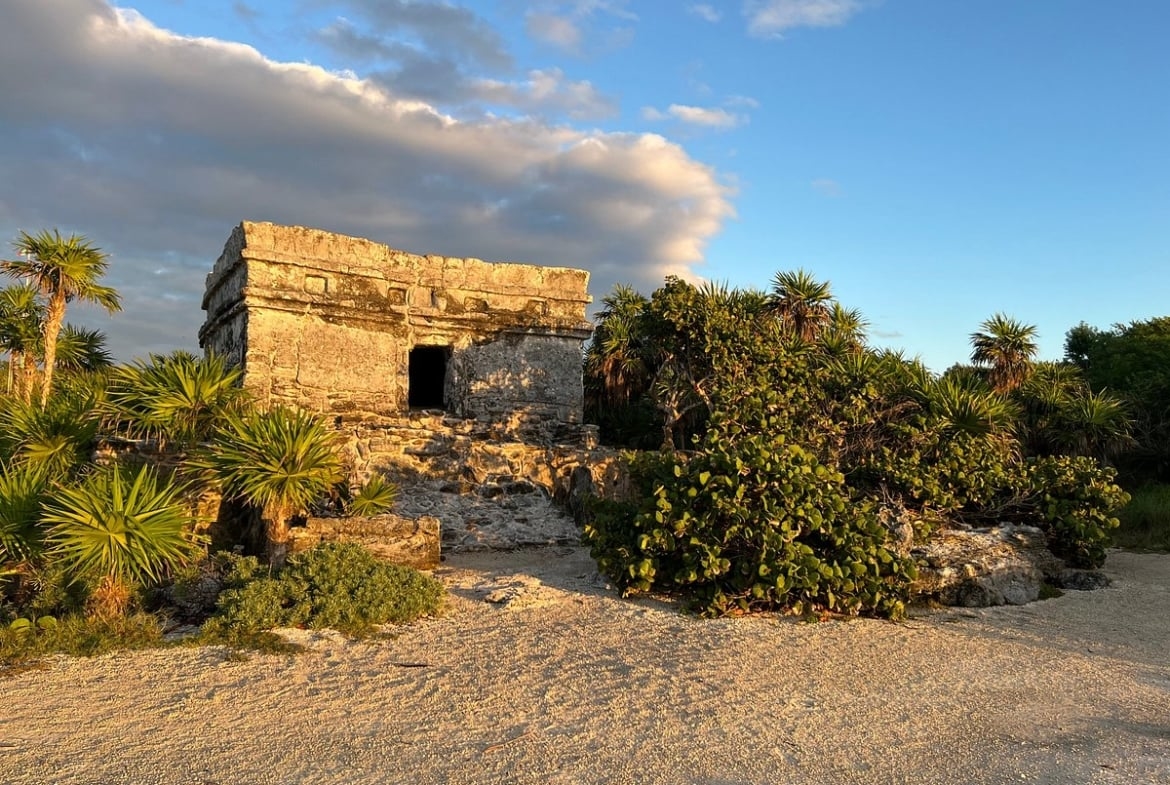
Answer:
[[200, 222, 623, 560], [199, 221, 593, 437]]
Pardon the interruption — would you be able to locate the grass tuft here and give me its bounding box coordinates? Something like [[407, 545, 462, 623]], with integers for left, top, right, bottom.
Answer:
[[1112, 483, 1170, 551], [0, 613, 165, 675]]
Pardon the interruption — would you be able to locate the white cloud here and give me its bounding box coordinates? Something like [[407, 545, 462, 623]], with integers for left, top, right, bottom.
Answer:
[[0, 0, 733, 360], [526, 13, 583, 52], [643, 104, 746, 130], [473, 68, 616, 120], [744, 0, 866, 37], [688, 4, 722, 22], [725, 94, 760, 109]]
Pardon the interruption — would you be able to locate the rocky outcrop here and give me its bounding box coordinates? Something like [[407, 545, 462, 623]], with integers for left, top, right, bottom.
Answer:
[[910, 524, 1109, 607]]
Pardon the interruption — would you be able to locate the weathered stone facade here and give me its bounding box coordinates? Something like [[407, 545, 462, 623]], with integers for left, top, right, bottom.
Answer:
[[199, 222, 593, 439]]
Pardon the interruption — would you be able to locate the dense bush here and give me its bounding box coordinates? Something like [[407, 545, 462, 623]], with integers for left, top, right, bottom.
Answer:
[[1022, 456, 1128, 568], [588, 414, 916, 619], [205, 542, 444, 637]]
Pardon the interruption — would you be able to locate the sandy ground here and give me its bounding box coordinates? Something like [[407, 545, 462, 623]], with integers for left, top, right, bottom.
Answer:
[[2, 548, 1167, 785]]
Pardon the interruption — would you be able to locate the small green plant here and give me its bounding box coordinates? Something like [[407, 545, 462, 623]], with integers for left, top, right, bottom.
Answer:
[[204, 542, 443, 637], [348, 474, 398, 516], [42, 463, 200, 617]]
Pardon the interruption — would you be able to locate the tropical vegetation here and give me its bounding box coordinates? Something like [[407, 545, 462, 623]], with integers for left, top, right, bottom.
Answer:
[[0, 228, 441, 670], [583, 273, 1143, 616]]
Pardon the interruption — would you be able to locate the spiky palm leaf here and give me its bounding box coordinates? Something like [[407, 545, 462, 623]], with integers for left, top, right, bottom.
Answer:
[[1052, 390, 1135, 461], [768, 269, 834, 341], [43, 464, 196, 616], [104, 351, 246, 450], [586, 285, 651, 407], [928, 378, 1017, 437], [349, 474, 398, 516], [0, 393, 100, 480], [193, 407, 344, 563], [0, 284, 44, 402], [0, 462, 48, 573], [55, 324, 113, 372]]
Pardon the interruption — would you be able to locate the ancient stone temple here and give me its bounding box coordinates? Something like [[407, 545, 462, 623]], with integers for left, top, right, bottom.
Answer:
[[199, 221, 593, 440]]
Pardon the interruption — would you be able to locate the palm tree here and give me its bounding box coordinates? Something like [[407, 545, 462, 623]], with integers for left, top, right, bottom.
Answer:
[[768, 269, 834, 341], [585, 285, 651, 409], [193, 406, 344, 565], [969, 314, 1039, 394], [2, 230, 121, 406], [0, 284, 44, 402]]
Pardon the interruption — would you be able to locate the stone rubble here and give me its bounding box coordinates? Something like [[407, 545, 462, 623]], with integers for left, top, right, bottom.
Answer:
[[394, 476, 581, 552]]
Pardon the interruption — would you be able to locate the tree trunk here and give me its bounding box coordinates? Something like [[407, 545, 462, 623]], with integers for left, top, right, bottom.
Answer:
[[265, 511, 291, 568], [20, 352, 37, 404], [39, 292, 66, 407]]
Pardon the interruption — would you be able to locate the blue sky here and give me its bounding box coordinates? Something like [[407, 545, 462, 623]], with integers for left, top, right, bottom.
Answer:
[[0, 0, 1166, 370]]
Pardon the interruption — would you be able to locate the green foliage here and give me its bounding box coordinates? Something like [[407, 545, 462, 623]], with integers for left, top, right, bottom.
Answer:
[[1112, 483, 1170, 551], [0, 612, 164, 673], [587, 415, 916, 618], [194, 406, 344, 522], [42, 464, 199, 592], [205, 542, 443, 637], [1065, 317, 1170, 482], [0, 463, 48, 572], [103, 351, 246, 451], [1023, 456, 1128, 568], [970, 313, 1039, 393], [348, 474, 398, 516], [0, 392, 100, 480], [2, 229, 122, 406]]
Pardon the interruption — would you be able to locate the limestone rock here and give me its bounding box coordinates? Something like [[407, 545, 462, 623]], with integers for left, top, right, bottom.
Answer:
[[289, 514, 441, 569], [912, 524, 1065, 607]]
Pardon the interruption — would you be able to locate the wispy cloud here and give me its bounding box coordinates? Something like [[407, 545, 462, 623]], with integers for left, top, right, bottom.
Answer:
[[744, 0, 867, 38], [688, 4, 722, 23], [526, 13, 583, 52], [524, 1, 638, 54], [0, 0, 733, 360], [643, 103, 747, 130], [811, 178, 843, 197]]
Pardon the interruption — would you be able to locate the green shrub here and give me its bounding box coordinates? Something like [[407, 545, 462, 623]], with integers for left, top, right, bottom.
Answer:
[[205, 542, 443, 637], [586, 420, 915, 618], [1023, 456, 1129, 567]]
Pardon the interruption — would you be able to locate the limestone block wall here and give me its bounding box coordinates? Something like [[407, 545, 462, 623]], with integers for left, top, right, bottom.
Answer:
[[199, 222, 592, 435]]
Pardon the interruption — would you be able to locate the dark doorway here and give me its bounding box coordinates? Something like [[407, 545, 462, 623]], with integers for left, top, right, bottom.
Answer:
[[409, 346, 448, 409]]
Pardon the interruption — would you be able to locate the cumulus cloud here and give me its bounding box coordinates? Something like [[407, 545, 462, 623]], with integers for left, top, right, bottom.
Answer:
[[0, 0, 733, 360], [745, 0, 866, 37], [688, 4, 722, 23], [643, 104, 746, 130]]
